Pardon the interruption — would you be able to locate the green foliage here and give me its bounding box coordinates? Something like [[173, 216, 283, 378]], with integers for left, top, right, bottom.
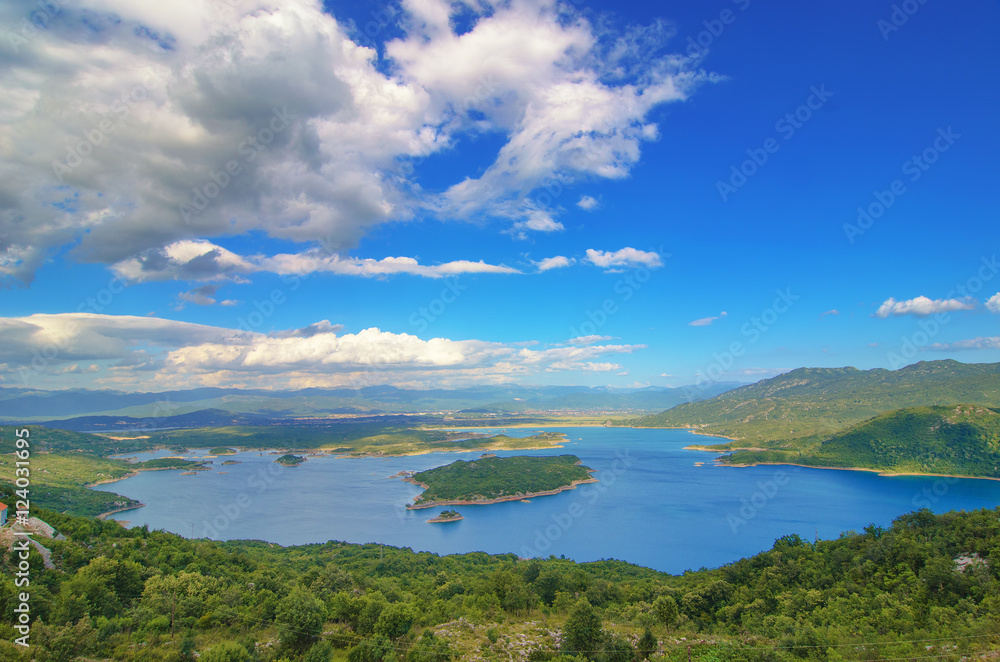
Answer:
[[637, 628, 658, 660], [8, 501, 1000, 661], [411, 455, 593, 504], [630, 360, 1000, 443], [275, 454, 306, 466], [652, 595, 678, 627], [304, 640, 335, 662], [562, 599, 603, 659], [275, 587, 327, 648], [407, 631, 453, 662], [348, 635, 398, 662], [201, 641, 253, 662]]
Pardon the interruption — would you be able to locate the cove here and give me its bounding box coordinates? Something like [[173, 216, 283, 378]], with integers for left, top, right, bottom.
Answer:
[[93, 427, 1000, 574]]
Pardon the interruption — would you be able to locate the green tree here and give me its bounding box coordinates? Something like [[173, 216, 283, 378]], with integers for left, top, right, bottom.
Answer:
[[275, 587, 327, 649], [636, 628, 658, 660], [562, 599, 602, 659], [304, 641, 335, 662], [201, 641, 253, 662], [407, 631, 453, 662], [375, 602, 415, 639], [348, 634, 398, 662], [652, 595, 678, 628]]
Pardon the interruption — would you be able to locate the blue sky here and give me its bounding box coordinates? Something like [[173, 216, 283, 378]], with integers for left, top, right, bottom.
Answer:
[[0, 0, 997, 392]]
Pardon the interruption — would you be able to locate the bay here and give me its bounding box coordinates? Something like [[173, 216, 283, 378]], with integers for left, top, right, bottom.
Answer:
[[93, 427, 1000, 573]]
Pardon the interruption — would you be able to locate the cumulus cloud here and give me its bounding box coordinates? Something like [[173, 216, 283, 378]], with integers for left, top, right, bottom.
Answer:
[[986, 293, 1000, 313], [585, 247, 663, 270], [111, 240, 519, 282], [0, 313, 643, 388], [0, 0, 705, 286], [689, 311, 727, 327], [577, 196, 600, 211], [874, 296, 976, 318], [536, 255, 574, 272]]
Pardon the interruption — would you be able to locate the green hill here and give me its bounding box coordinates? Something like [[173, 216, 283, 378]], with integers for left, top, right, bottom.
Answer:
[[3, 490, 1000, 661], [726, 404, 1000, 478], [630, 360, 1000, 443]]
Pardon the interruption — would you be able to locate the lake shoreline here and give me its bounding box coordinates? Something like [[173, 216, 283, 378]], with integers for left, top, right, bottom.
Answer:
[[405, 476, 599, 510], [712, 459, 1000, 483]]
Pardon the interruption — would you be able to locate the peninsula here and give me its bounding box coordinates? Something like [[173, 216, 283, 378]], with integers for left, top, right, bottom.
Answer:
[[405, 454, 597, 509]]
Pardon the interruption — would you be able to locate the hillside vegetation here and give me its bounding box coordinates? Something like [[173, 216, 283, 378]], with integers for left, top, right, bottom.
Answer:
[[724, 405, 1000, 477], [630, 360, 1000, 443], [1, 488, 999, 661]]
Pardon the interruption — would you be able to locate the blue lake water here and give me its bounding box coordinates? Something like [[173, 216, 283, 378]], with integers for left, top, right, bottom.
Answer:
[[94, 427, 1000, 574]]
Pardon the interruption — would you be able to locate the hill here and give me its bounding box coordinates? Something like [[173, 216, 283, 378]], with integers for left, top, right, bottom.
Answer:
[[1, 491, 999, 661], [1, 382, 743, 422], [630, 360, 1000, 443], [724, 404, 1000, 478]]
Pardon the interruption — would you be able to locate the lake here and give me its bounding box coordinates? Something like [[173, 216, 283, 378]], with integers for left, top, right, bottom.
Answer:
[[94, 427, 1000, 574]]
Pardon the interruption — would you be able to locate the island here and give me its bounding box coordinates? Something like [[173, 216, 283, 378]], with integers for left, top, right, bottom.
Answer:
[[210, 447, 238, 455], [275, 454, 306, 467], [427, 509, 464, 523], [405, 454, 597, 509]]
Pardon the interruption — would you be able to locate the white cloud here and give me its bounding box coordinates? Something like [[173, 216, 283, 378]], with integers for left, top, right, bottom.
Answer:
[[0, 0, 705, 286], [112, 240, 520, 282], [820, 309, 839, 317], [875, 296, 976, 318], [0, 313, 644, 388], [585, 247, 663, 270], [567, 335, 614, 345], [926, 337, 1000, 351], [689, 311, 727, 327], [577, 195, 599, 211], [986, 293, 1000, 313], [536, 256, 574, 272]]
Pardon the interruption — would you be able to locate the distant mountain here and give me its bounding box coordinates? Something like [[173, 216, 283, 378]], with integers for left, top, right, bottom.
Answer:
[[725, 404, 1000, 478], [0, 381, 744, 422], [630, 360, 1000, 443], [462, 382, 743, 414], [37, 408, 279, 432]]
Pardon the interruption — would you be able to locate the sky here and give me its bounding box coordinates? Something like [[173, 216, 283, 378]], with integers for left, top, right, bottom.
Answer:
[[0, 0, 998, 393]]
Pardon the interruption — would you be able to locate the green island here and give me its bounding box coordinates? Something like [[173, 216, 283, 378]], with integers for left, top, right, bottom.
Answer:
[[427, 509, 463, 523], [406, 455, 596, 509], [209, 446, 238, 455], [276, 454, 307, 467]]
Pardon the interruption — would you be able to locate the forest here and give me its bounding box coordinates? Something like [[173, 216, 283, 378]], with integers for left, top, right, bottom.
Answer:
[[1, 478, 999, 661]]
